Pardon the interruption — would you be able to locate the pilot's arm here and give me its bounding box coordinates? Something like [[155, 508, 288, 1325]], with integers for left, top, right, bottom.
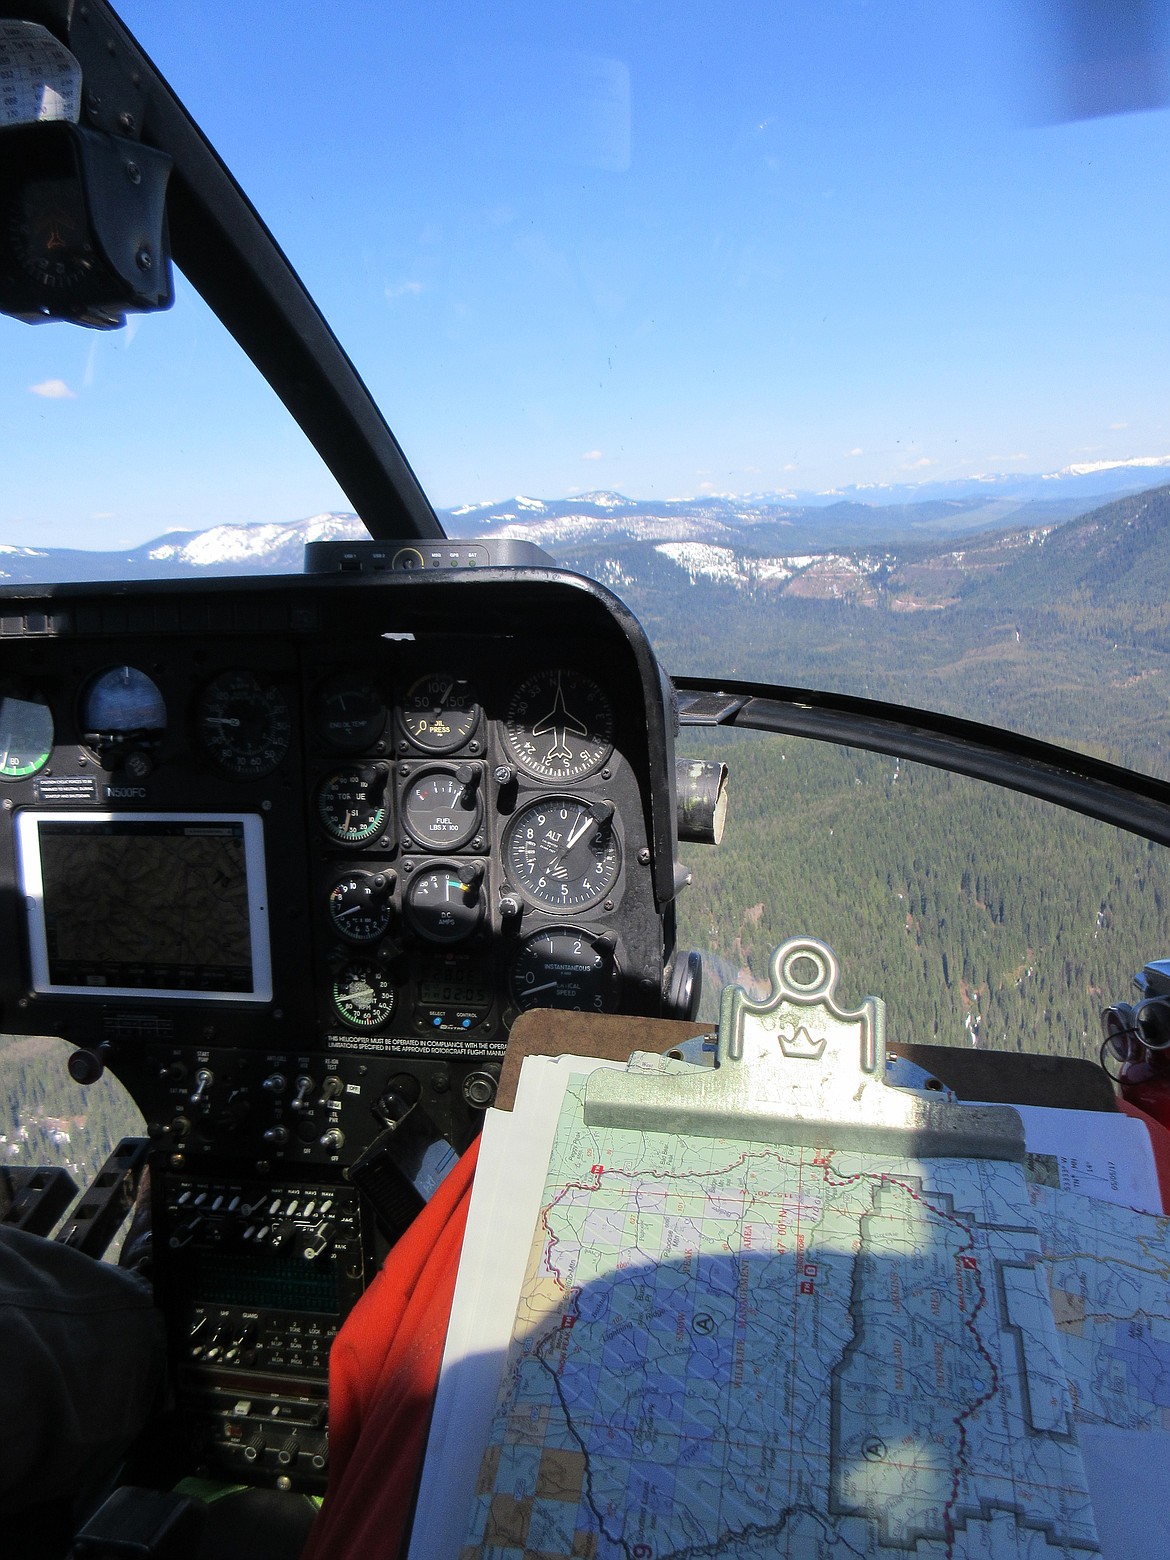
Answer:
[[0, 1225, 165, 1514]]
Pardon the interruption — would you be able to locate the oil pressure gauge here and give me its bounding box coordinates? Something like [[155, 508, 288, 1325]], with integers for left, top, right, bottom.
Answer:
[[399, 675, 480, 753]]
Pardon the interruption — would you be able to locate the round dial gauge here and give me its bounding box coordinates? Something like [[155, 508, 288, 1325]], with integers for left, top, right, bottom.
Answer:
[[332, 962, 397, 1029], [197, 670, 292, 778], [402, 768, 481, 851], [8, 177, 97, 292], [503, 669, 613, 782], [317, 765, 391, 845], [0, 693, 53, 780], [505, 797, 620, 911], [82, 666, 166, 734], [400, 675, 480, 753], [312, 672, 387, 751], [404, 865, 485, 945], [327, 871, 394, 943], [510, 926, 621, 1014]]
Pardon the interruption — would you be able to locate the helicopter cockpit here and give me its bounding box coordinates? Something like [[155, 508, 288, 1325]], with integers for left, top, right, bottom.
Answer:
[[6, 5, 1170, 1559]]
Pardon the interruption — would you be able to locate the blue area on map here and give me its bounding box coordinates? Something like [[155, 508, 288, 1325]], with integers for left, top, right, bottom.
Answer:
[[628, 1461, 678, 1514], [1104, 1322, 1170, 1407]]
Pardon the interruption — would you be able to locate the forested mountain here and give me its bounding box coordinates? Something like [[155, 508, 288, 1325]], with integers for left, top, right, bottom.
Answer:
[[674, 735, 1167, 1059]]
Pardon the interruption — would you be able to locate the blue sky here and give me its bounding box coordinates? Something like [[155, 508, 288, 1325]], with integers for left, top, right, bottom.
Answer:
[[4, 0, 1170, 546]]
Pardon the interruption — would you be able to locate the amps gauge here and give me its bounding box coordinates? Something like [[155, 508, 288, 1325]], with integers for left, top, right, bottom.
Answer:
[[404, 862, 485, 944]]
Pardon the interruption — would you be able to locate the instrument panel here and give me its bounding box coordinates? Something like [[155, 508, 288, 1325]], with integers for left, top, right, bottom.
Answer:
[[0, 567, 682, 1166]]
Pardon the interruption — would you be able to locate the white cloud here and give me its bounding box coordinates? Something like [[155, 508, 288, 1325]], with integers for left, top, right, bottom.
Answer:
[[903, 456, 934, 469], [848, 446, 863, 457], [582, 449, 602, 460], [30, 379, 75, 400], [385, 280, 424, 299], [1109, 421, 1129, 430]]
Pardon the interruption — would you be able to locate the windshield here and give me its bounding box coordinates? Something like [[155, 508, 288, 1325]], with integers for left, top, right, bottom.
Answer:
[[5, 0, 1170, 782]]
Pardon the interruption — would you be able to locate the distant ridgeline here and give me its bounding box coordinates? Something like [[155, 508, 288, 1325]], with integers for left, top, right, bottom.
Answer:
[[557, 482, 1170, 781]]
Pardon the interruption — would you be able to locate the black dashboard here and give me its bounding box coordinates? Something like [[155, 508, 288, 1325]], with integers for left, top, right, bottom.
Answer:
[[0, 564, 687, 1487]]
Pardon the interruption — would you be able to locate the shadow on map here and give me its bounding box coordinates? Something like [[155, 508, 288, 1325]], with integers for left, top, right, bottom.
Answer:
[[430, 1235, 1096, 1560]]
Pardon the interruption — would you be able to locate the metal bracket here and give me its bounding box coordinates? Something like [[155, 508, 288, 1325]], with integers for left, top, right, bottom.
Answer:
[[585, 936, 1025, 1160]]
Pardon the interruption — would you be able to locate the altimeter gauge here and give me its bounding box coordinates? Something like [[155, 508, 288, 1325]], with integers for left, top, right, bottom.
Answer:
[[399, 674, 480, 753], [503, 669, 614, 781], [504, 796, 620, 911], [197, 670, 292, 778], [509, 926, 620, 1013]]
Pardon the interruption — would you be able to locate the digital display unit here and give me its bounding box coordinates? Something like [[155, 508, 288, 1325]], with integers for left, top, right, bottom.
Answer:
[[15, 812, 272, 1003]]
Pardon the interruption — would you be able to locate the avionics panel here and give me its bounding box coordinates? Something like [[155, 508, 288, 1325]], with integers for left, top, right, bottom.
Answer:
[[16, 811, 272, 1002]]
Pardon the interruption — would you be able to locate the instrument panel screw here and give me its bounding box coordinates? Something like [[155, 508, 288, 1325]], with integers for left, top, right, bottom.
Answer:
[[135, 247, 153, 271], [120, 114, 138, 135], [637, 848, 651, 865], [261, 799, 272, 811], [125, 160, 141, 184]]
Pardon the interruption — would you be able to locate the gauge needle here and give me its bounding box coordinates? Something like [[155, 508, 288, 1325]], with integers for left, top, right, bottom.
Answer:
[[205, 716, 240, 727], [564, 812, 594, 850], [526, 980, 559, 996]]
